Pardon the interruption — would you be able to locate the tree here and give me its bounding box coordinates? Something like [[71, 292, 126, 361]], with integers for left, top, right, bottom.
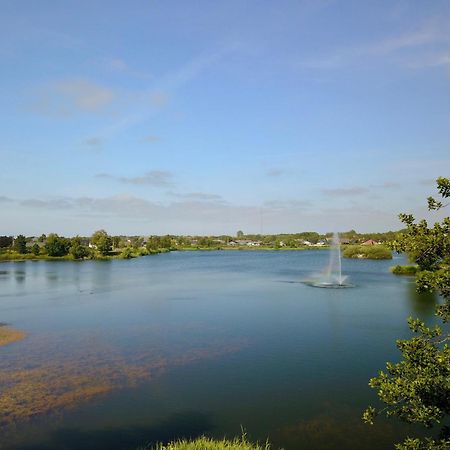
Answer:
[[69, 237, 90, 260], [91, 230, 112, 256], [44, 233, 70, 257], [31, 243, 41, 256], [0, 236, 13, 248], [13, 235, 27, 254], [237, 230, 244, 238], [363, 177, 450, 450]]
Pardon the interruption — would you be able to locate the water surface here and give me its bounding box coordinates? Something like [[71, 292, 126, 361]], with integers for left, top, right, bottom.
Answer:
[[0, 251, 439, 449]]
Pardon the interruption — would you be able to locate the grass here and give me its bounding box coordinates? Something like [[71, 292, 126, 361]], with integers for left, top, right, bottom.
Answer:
[[0, 326, 26, 347], [391, 264, 418, 275], [142, 435, 277, 450], [342, 245, 392, 260]]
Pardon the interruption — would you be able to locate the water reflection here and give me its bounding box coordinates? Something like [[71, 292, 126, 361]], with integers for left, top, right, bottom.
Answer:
[[275, 412, 415, 450], [9, 411, 213, 450], [406, 282, 438, 320]]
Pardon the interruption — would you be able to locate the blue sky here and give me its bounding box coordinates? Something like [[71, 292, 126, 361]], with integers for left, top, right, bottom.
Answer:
[[1, 0, 449, 236]]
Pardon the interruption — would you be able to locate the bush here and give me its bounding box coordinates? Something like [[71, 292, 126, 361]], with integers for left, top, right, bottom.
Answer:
[[119, 247, 135, 259], [391, 265, 418, 275], [342, 245, 392, 260], [144, 435, 275, 450]]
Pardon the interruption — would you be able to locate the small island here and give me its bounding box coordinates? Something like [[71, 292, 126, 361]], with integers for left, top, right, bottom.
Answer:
[[342, 242, 392, 260]]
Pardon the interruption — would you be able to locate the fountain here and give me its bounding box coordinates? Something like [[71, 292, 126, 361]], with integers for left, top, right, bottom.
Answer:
[[303, 232, 353, 288]]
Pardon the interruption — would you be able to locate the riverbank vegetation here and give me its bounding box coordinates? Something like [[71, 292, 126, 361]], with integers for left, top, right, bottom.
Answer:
[[342, 244, 392, 260], [146, 436, 274, 450], [0, 325, 26, 347], [363, 177, 450, 450]]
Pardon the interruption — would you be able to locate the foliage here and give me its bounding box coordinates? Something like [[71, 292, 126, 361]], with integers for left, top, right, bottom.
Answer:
[[31, 243, 41, 256], [69, 238, 90, 260], [119, 247, 135, 259], [0, 236, 13, 248], [145, 435, 275, 450], [44, 233, 70, 257], [342, 244, 392, 260], [146, 235, 172, 251], [13, 235, 27, 254], [363, 177, 450, 450], [391, 265, 418, 276], [91, 229, 113, 256]]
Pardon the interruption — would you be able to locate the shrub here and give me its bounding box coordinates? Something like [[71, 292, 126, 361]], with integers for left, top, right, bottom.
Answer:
[[391, 265, 418, 275], [145, 435, 275, 450], [342, 245, 392, 260]]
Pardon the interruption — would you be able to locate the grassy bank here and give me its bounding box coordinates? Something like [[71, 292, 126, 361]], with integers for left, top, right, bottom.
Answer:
[[143, 436, 276, 450], [342, 245, 392, 260], [0, 248, 170, 262], [0, 325, 26, 347]]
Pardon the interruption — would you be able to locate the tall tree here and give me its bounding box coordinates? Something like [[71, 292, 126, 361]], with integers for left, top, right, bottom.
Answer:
[[0, 236, 13, 248], [45, 233, 70, 257], [91, 230, 112, 256], [363, 177, 450, 450], [13, 235, 27, 254]]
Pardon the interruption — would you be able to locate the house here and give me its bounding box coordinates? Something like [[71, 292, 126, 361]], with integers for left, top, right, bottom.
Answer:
[[362, 239, 378, 246]]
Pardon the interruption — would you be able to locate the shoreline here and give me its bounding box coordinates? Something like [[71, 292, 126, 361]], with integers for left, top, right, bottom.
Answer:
[[0, 246, 331, 262]]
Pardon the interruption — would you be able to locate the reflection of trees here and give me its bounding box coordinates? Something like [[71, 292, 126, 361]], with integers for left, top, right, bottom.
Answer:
[[405, 282, 438, 321]]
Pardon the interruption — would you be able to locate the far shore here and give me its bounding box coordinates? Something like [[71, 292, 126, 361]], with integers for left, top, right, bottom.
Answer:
[[0, 246, 332, 262]]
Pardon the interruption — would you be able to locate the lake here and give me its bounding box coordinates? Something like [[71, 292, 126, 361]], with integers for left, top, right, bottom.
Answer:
[[0, 250, 439, 450]]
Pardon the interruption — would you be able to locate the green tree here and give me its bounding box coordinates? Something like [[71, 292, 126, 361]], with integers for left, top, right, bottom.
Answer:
[[44, 233, 70, 256], [237, 230, 244, 238], [91, 229, 112, 256], [13, 235, 27, 254], [69, 237, 90, 260], [31, 243, 41, 256], [363, 177, 450, 450], [112, 236, 121, 249], [0, 236, 13, 248]]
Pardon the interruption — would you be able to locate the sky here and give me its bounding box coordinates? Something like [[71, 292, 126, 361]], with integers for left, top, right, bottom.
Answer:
[[1, 0, 450, 236]]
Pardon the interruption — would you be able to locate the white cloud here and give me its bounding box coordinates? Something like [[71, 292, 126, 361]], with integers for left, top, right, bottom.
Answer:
[[321, 187, 369, 197], [31, 79, 115, 117], [298, 22, 450, 71], [96, 170, 174, 187]]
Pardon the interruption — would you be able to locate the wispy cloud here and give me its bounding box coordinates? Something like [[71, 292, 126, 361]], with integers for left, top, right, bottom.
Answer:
[[20, 198, 73, 209], [0, 196, 14, 203], [371, 181, 400, 189], [83, 137, 103, 151], [263, 199, 311, 209], [299, 21, 450, 71], [31, 79, 115, 117], [89, 43, 239, 141], [149, 90, 169, 108], [167, 191, 224, 202], [321, 187, 369, 197], [265, 168, 286, 177], [96, 170, 174, 187]]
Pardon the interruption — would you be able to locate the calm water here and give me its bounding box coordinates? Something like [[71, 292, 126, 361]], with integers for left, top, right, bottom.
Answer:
[[0, 251, 439, 450]]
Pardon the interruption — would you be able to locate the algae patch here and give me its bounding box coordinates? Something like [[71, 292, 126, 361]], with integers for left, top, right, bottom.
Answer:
[[0, 325, 26, 347]]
